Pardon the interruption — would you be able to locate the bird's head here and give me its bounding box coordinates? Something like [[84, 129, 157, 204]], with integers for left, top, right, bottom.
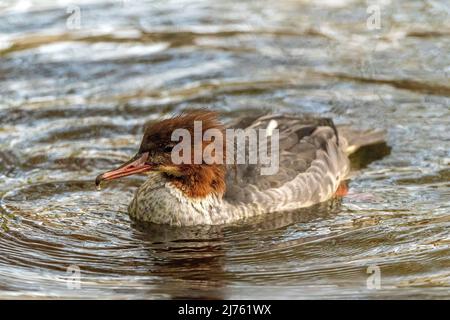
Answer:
[[95, 110, 226, 198]]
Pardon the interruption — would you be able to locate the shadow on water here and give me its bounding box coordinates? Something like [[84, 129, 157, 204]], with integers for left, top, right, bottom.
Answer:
[[349, 142, 392, 171]]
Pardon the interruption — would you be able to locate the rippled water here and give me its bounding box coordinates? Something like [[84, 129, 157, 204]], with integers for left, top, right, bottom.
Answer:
[[0, 0, 449, 299]]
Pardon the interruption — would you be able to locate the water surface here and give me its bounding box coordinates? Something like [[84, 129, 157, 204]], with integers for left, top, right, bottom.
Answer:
[[0, 0, 449, 299]]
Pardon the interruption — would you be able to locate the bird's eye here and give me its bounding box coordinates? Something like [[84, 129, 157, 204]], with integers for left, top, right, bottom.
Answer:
[[163, 145, 174, 152]]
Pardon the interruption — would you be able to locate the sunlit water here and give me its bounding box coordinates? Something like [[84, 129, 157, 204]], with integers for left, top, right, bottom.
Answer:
[[0, 0, 449, 299]]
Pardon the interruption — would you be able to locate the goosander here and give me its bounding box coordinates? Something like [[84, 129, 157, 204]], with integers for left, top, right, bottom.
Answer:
[[96, 111, 385, 226]]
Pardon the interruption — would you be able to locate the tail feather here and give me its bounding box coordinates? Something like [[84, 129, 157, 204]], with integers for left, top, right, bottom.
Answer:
[[338, 126, 387, 155]]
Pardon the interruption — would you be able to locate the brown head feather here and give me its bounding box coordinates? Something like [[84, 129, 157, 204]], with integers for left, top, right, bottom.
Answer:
[[140, 110, 226, 198]]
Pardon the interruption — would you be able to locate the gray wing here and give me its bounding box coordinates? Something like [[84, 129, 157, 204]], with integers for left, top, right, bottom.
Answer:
[[224, 113, 350, 210]]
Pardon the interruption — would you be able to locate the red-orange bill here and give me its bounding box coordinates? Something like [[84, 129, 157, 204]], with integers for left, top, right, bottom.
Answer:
[[95, 152, 152, 186]]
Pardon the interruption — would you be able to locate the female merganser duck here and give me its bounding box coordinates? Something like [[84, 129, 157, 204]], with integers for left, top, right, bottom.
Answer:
[[96, 111, 385, 226]]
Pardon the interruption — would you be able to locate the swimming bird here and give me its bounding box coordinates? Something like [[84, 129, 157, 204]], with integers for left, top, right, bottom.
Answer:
[[95, 110, 386, 226]]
